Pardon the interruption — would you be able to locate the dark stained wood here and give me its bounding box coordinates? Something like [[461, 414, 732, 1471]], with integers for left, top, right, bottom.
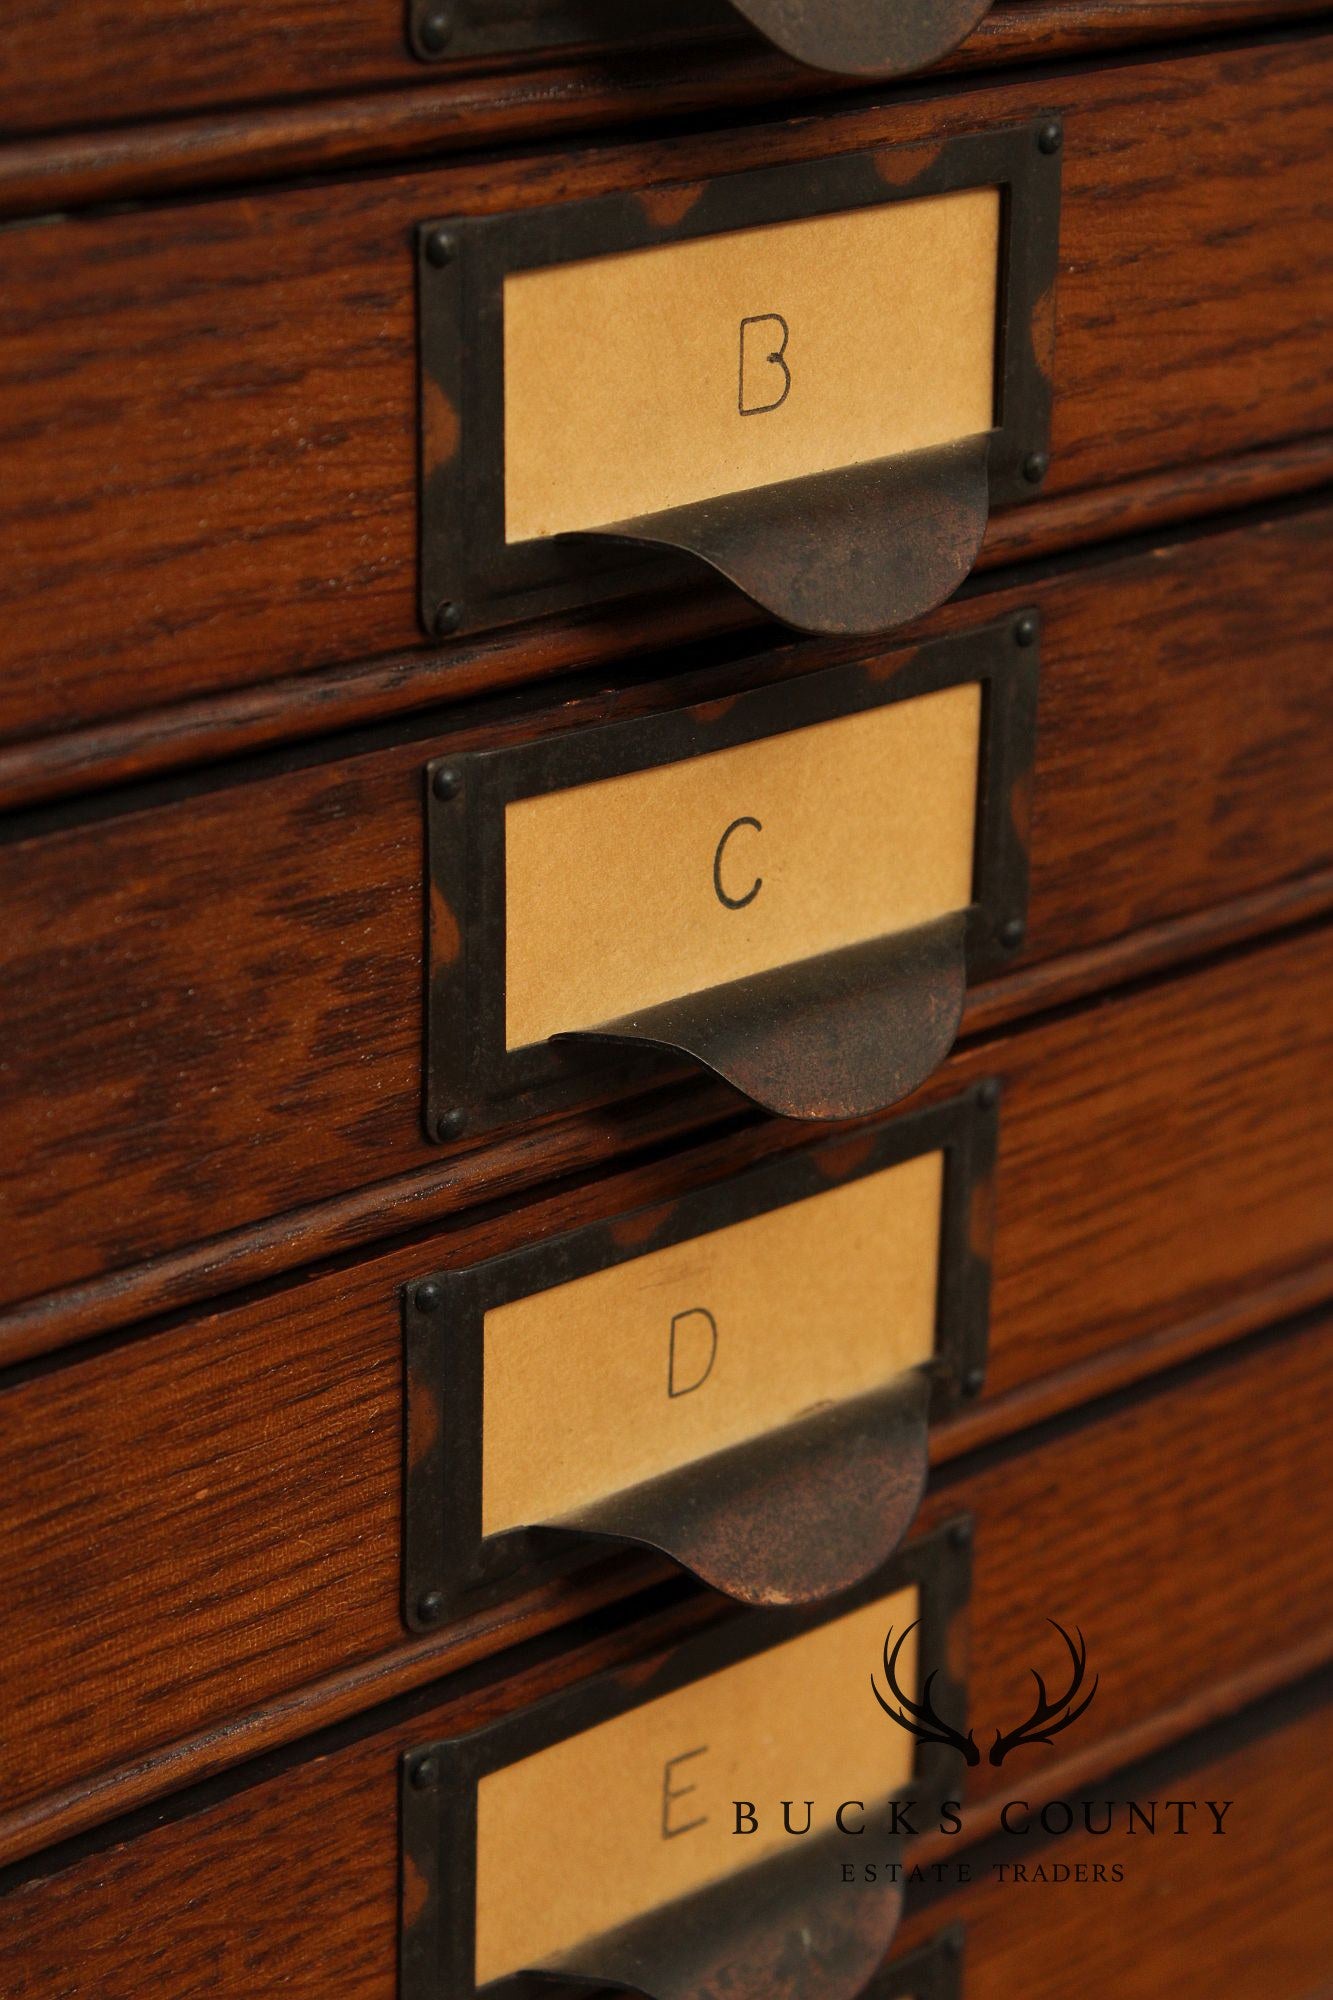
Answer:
[[0, 1073, 740, 1369], [0, 507, 1329, 1314], [890, 1674, 1333, 1996], [916, 1317, 1333, 1801], [1, 1318, 1329, 1977], [963, 869, 1333, 1042], [0, 0, 1324, 162], [2, 433, 1330, 815], [0, 926, 1329, 1850], [0, 37, 1330, 740]]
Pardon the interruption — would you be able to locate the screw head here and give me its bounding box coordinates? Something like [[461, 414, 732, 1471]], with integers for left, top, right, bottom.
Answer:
[[976, 1077, 1000, 1112], [1022, 450, 1049, 486], [435, 1108, 465, 1145], [423, 228, 457, 270], [416, 1591, 445, 1626], [413, 1280, 444, 1315], [1037, 120, 1063, 155], [948, 1518, 973, 1551], [417, 8, 453, 53], [431, 763, 463, 802], [1013, 613, 1039, 648], [433, 600, 462, 638], [1000, 916, 1026, 951], [409, 1754, 439, 1790], [963, 1367, 986, 1399]]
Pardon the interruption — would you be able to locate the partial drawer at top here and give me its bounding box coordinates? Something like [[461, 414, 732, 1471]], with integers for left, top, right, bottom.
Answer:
[[2, 0, 1325, 145]]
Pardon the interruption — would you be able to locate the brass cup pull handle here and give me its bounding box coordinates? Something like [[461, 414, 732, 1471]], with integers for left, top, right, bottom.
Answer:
[[559, 1372, 933, 1607], [557, 910, 970, 1122], [728, 0, 994, 76], [572, 437, 991, 638]]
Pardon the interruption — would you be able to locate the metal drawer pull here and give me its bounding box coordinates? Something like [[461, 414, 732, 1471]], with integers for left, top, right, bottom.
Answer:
[[403, 1090, 994, 1628], [729, 0, 993, 75]]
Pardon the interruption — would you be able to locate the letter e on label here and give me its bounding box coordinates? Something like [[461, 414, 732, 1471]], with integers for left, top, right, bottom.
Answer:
[[661, 1747, 709, 1840]]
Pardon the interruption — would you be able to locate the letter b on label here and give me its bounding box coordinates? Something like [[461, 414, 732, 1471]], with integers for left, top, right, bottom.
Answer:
[[739, 314, 792, 416]]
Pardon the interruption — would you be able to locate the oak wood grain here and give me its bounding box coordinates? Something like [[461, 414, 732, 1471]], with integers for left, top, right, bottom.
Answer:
[[0, 926, 1328, 1844], [0, 36, 1329, 739], [1, 1317, 1328, 1987], [0, 507, 1328, 1311]]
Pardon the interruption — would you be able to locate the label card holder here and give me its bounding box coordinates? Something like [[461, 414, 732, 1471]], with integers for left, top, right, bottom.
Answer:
[[418, 124, 1060, 639], [403, 1088, 996, 1628], [423, 617, 1037, 1143], [400, 1522, 972, 2000]]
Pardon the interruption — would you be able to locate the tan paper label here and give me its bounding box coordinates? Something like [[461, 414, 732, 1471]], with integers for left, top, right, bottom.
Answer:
[[503, 186, 999, 543], [504, 680, 981, 1050], [475, 1585, 918, 1981], [481, 1151, 942, 1536]]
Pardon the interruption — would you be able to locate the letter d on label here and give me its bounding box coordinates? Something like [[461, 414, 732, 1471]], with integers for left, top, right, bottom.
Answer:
[[668, 1308, 718, 1398], [738, 313, 792, 416]]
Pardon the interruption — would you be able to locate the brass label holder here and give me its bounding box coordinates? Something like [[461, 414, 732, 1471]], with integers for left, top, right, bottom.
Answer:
[[400, 1520, 972, 2000], [416, 124, 1060, 642], [403, 1086, 996, 1630], [422, 617, 1037, 1143]]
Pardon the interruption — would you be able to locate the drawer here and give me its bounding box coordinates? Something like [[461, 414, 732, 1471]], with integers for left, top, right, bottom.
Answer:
[[2, 1314, 1329, 1977], [0, 505, 1329, 1319], [0, 0, 1321, 148], [0, 34, 1329, 740], [1, 930, 1330, 1852], [888, 1672, 1333, 1996]]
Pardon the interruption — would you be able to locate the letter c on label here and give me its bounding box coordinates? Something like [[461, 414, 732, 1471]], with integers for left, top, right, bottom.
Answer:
[[713, 816, 763, 911]]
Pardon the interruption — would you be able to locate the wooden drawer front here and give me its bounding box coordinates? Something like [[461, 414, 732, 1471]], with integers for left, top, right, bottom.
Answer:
[[888, 1675, 1333, 1997], [1, 926, 1330, 1846], [0, 35, 1328, 739], [0, 506, 1328, 1315], [0, 0, 1323, 147], [2, 1316, 1330, 1980]]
